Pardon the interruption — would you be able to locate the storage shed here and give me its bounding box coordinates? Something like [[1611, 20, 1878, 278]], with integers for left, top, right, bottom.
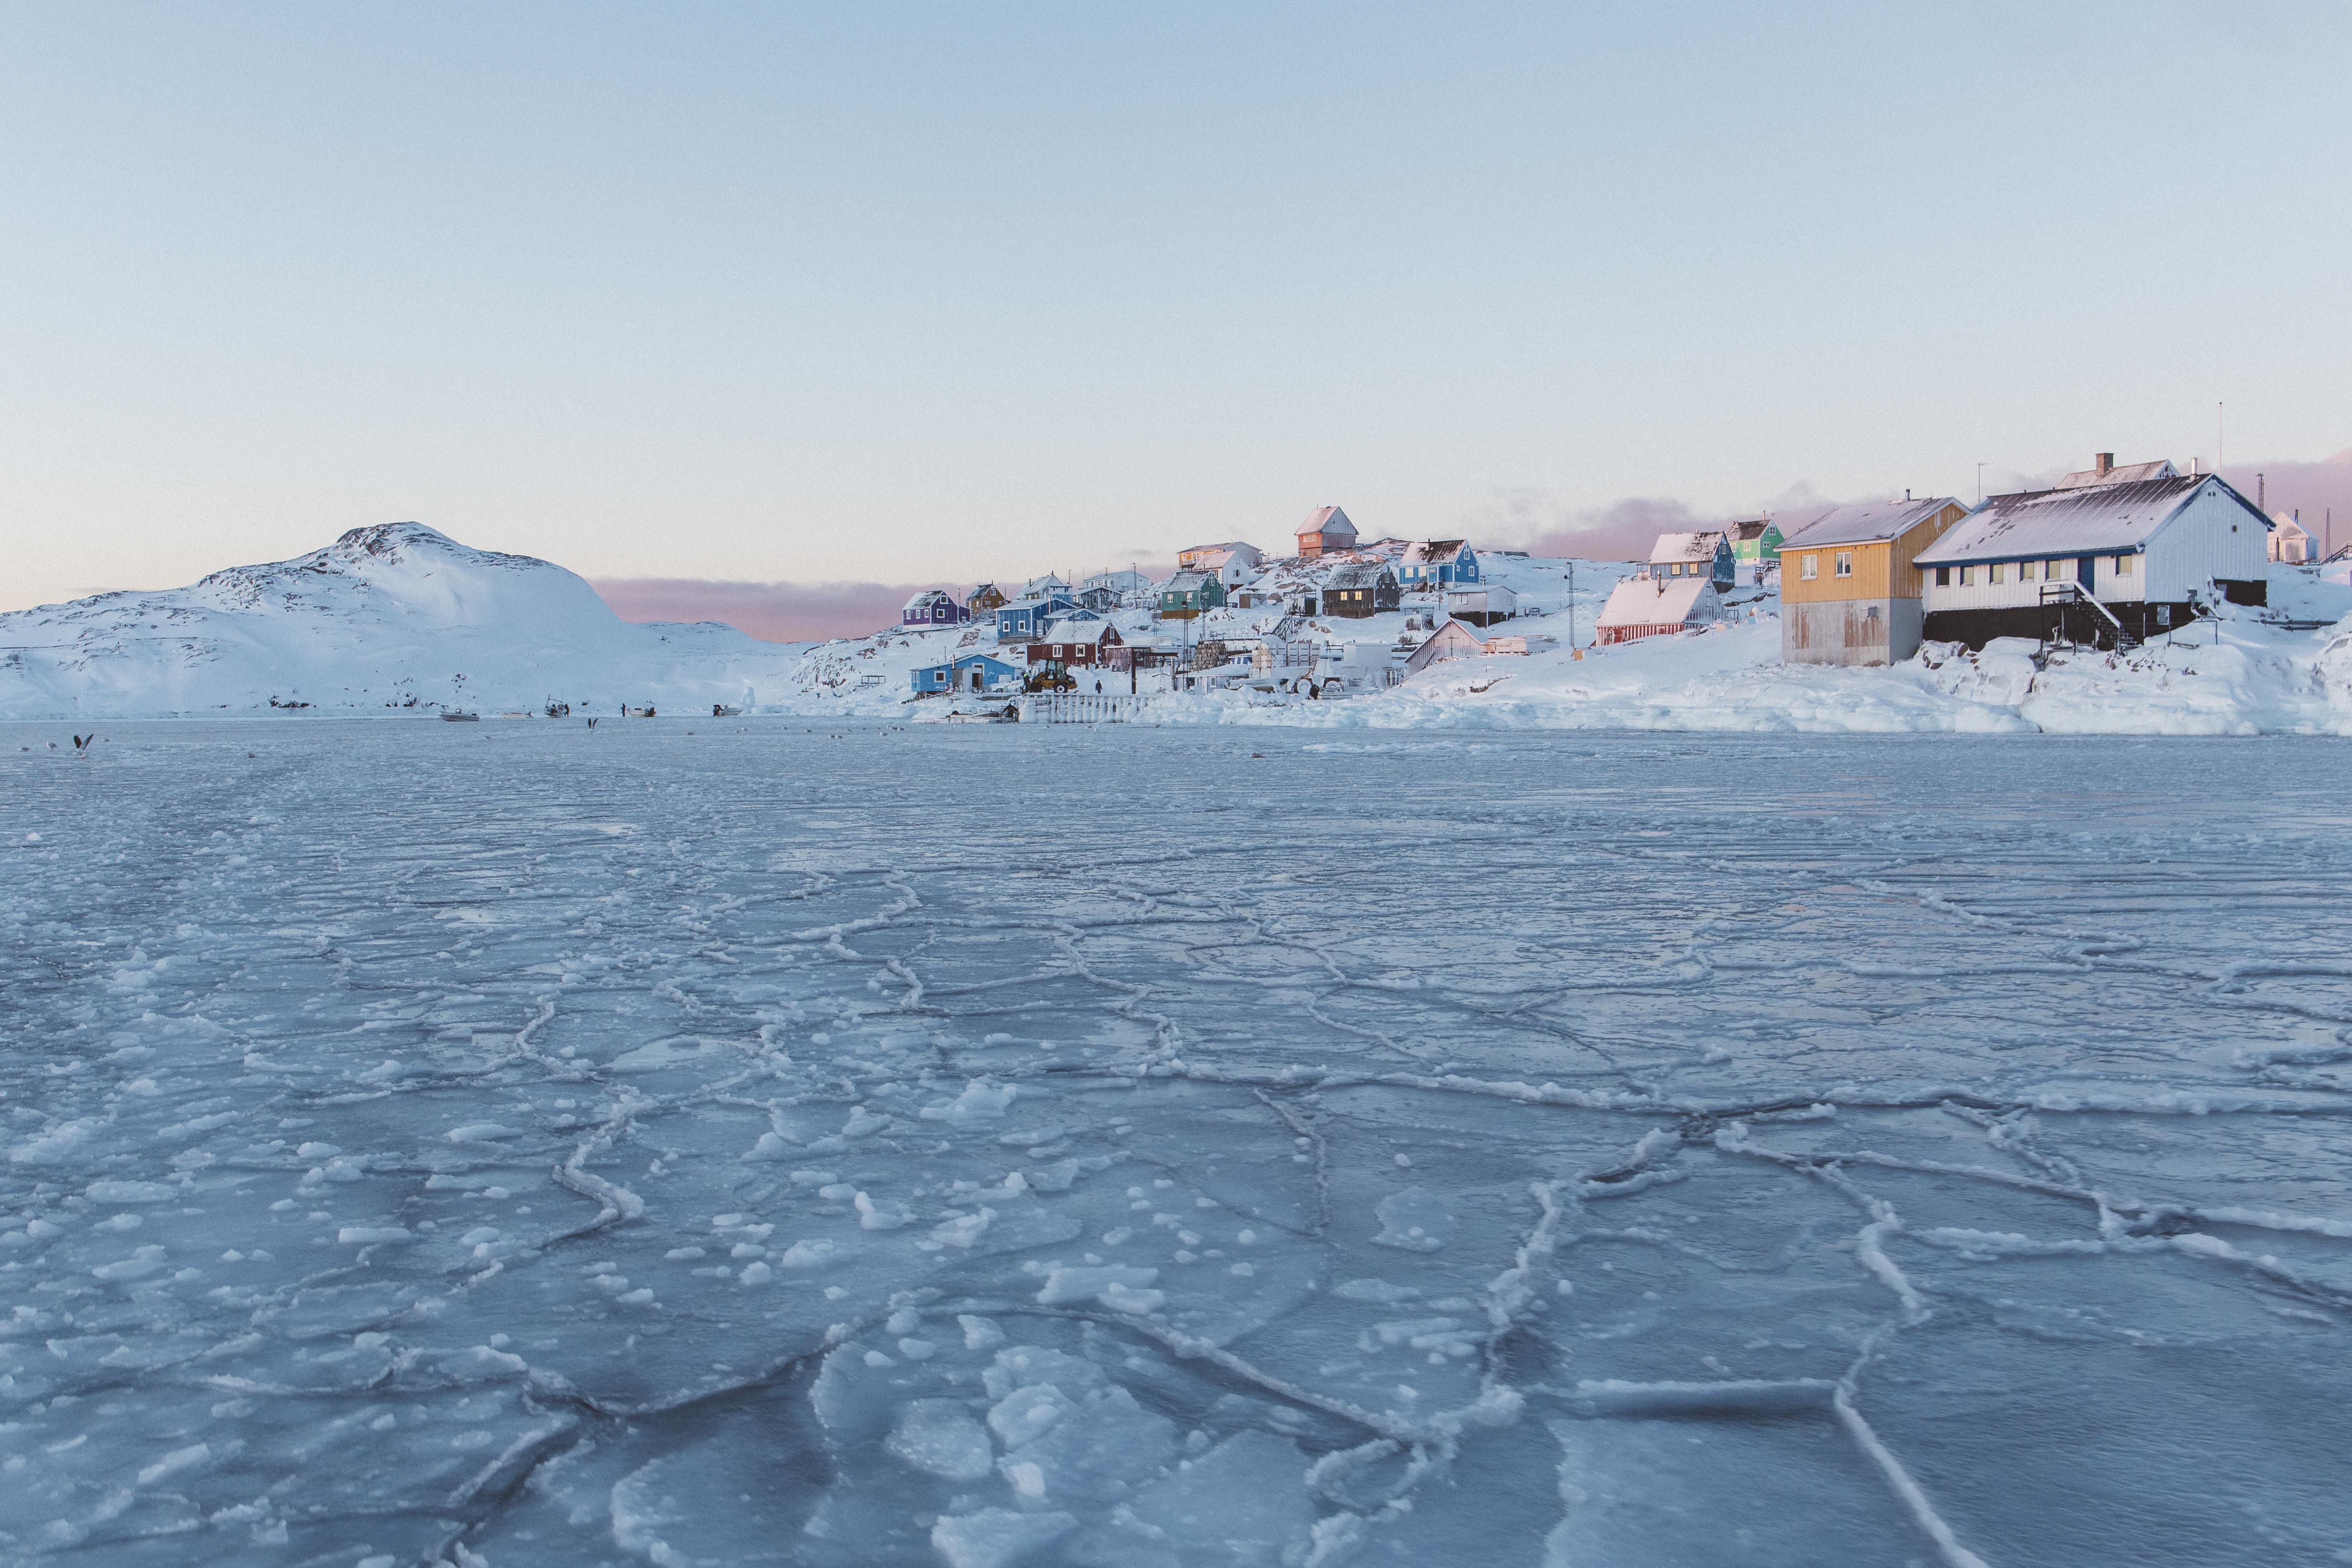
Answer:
[[1593, 577, 1725, 645], [912, 652, 1020, 695]]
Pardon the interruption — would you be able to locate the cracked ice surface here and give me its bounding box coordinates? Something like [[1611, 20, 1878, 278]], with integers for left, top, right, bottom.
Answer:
[[4, 719, 2351, 1568]]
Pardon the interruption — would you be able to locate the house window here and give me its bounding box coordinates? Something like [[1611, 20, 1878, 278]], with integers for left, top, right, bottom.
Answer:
[[1936, 566, 1950, 586], [2019, 560, 2037, 582], [2115, 554, 2134, 575], [1990, 562, 2005, 584], [1957, 566, 1972, 586], [2046, 559, 2063, 579], [1800, 555, 1818, 580], [2156, 604, 2171, 626], [1834, 552, 1853, 578]]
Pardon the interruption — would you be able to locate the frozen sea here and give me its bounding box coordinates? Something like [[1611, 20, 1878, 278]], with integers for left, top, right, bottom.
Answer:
[[5, 718, 2350, 1568]]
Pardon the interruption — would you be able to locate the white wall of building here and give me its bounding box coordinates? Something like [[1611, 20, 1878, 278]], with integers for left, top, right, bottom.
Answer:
[[1922, 483, 2269, 614]]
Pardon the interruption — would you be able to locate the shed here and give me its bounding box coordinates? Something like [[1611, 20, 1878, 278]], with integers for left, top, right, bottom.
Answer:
[[901, 589, 970, 629], [1593, 577, 1724, 644], [1321, 561, 1400, 618], [1777, 497, 1965, 666], [1402, 619, 1489, 675], [1442, 583, 1516, 626], [912, 652, 1020, 695], [1915, 467, 2270, 649]]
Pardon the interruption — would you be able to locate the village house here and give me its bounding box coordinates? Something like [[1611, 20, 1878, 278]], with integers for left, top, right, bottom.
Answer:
[[1442, 583, 1516, 626], [1320, 561, 1401, 618], [1398, 540, 1482, 588], [1028, 620, 1125, 672], [995, 594, 1078, 641], [1727, 518, 1783, 570], [965, 583, 1009, 616], [900, 589, 970, 629], [1081, 569, 1153, 603], [1175, 543, 1265, 587], [1593, 575, 1725, 645], [1075, 585, 1123, 614], [1020, 573, 1071, 600], [1295, 505, 1360, 559], [1914, 457, 2272, 649], [1777, 496, 1966, 666], [1158, 570, 1227, 619], [911, 651, 1020, 695], [1646, 531, 1736, 588]]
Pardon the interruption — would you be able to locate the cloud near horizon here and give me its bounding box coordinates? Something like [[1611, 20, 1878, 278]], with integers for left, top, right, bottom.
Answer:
[[589, 578, 952, 644]]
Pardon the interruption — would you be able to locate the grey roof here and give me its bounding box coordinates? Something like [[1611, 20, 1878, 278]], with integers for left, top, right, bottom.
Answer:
[[1915, 475, 2264, 565], [1033, 620, 1119, 646], [1401, 539, 1471, 566], [1322, 562, 1396, 590], [2054, 459, 2178, 490], [1647, 530, 1727, 564], [1163, 570, 1217, 593], [1778, 497, 1958, 551]]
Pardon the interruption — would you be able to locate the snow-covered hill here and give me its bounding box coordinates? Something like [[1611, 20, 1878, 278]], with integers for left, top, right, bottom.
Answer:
[[0, 523, 810, 719]]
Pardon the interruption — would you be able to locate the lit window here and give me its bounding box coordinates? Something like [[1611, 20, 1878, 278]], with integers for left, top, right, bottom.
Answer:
[[1800, 555, 1819, 580], [1834, 552, 1853, 578]]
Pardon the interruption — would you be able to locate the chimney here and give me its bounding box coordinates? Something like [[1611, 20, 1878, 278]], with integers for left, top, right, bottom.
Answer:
[[2095, 453, 2114, 477]]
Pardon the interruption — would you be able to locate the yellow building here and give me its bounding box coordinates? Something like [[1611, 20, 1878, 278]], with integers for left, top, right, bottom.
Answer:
[[1778, 497, 1965, 666]]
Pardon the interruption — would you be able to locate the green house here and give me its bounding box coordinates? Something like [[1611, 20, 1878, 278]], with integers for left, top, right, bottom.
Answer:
[[1729, 518, 1783, 564], [1158, 569, 1227, 620]]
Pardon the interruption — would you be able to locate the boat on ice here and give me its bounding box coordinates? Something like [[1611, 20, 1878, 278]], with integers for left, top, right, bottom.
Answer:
[[440, 711, 480, 722]]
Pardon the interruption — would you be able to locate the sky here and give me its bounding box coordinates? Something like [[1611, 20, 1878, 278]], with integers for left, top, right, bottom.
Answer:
[[5, 2, 2350, 638]]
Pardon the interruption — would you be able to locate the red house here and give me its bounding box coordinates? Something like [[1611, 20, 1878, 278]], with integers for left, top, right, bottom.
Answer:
[[1028, 621, 1125, 670]]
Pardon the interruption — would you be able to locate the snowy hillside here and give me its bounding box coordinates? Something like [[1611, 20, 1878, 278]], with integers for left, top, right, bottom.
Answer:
[[0, 523, 811, 720]]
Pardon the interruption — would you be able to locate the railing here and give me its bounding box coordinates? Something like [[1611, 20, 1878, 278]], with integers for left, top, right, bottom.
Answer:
[[1024, 694, 1147, 724], [2039, 581, 2123, 634]]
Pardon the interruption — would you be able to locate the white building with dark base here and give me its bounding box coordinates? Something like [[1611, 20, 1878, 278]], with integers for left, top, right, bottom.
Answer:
[[1914, 461, 2270, 649]]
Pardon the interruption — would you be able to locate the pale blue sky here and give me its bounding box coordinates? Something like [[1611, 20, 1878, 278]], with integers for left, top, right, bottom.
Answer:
[[5, 2, 2349, 613]]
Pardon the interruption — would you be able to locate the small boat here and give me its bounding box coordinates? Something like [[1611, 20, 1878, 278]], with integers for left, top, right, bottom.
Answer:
[[712, 705, 742, 717], [440, 711, 480, 722], [624, 706, 657, 718]]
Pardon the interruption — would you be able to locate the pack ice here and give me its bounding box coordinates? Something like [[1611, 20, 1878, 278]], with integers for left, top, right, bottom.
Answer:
[[3, 720, 2349, 1567]]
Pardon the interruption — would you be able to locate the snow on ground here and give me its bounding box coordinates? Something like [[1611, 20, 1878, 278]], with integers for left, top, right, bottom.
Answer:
[[0, 524, 812, 720], [5, 721, 2350, 1566], [1155, 574, 2352, 738]]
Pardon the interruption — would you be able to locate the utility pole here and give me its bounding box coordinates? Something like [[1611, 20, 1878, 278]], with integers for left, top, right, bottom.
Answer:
[[2257, 474, 2265, 513]]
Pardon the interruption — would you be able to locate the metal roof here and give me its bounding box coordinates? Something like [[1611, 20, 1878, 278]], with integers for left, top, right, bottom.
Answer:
[[1299, 505, 1357, 537], [1322, 561, 1396, 590], [1401, 539, 1471, 565], [1595, 576, 1719, 626], [1915, 475, 2263, 565], [1778, 497, 1958, 551], [2054, 459, 2177, 489]]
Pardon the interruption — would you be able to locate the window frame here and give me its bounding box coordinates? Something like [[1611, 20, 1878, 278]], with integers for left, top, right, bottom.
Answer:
[[1800, 554, 1819, 581], [1834, 551, 1853, 578]]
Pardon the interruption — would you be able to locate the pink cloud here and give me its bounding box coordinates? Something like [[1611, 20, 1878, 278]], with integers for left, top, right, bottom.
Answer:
[[589, 578, 964, 643]]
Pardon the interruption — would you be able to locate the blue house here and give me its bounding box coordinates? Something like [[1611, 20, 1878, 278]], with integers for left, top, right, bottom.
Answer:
[[902, 589, 970, 629], [1398, 540, 1481, 587], [995, 594, 1078, 640], [912, 652, 1020, 695]]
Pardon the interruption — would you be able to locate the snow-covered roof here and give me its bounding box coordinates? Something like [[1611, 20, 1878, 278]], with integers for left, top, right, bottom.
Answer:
[[1777, 498, 1957, 551], [902, 589, 953, 612], [1916, 475, 2263, 566], [1595, 576, 1719, 628], [1323, 561, 1395, 590], [1401, 539, 1471, 566], [2054, 459, 2178, 490], [1163, 570, 1217, 593], [1299, 505, 1357, 538], [1033, 620, 1120, 646], [1444, 583, 1515, 605], [1648, 531, 1727, 565]]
